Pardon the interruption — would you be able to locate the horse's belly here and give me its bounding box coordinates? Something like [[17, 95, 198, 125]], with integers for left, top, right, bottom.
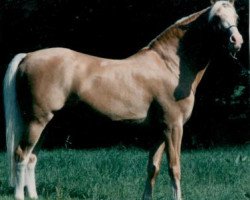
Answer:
[[79, 82, 151, 121], [84, 93, 150, 121], [107, 103, 148, 121]]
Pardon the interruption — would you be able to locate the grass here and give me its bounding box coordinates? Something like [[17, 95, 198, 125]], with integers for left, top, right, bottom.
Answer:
[[0, 145, 249, 200]]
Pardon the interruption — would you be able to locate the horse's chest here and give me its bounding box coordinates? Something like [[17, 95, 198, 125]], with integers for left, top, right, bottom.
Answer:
[[159, 93, 195, 124]]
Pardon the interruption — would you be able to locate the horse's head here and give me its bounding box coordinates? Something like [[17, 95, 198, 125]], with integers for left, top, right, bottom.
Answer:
[[209, 0, 243, 58]]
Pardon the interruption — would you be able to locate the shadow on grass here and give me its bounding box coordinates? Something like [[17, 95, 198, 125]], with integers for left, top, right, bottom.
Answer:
[[0, 181, 13, 196]]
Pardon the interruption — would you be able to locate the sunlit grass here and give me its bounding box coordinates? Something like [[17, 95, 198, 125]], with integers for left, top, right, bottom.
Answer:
[[0, 145, 249, 199]]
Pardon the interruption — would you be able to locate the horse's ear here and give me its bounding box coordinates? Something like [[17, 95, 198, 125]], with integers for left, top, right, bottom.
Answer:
[[228, 0, 235, 5]]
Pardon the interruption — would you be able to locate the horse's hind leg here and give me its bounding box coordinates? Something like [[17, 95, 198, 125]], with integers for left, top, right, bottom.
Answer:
[[15, 114, 52, 200], [15, 153, 38, 200], [143, 141, 165, 200], [25, 153, 38, 198]]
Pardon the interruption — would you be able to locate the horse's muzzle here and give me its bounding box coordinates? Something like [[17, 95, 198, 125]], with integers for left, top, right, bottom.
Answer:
[[229, 32, 243, 53]]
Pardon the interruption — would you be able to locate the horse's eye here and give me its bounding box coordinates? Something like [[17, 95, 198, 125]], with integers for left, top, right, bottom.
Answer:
[[222, 3, 229, 7]]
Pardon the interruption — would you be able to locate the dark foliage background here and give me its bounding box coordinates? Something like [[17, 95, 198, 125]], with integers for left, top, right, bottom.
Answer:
[[0, 0, 249, 150]]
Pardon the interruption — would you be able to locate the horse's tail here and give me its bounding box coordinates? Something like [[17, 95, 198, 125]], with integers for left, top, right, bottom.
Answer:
[[3, 53, 27, 186]]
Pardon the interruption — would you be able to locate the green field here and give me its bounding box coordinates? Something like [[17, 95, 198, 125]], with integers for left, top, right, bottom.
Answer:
[[0, 145, 249, 200]]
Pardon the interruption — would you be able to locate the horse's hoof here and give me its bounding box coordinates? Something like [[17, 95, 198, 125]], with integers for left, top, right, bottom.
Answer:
[[28, 191, 38, 199], [29, 194, 38, 199], [15, 196, 24, 200]]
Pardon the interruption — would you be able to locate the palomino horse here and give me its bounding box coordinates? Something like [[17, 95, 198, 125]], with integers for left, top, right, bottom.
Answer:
[[3, 0, 243, 199]]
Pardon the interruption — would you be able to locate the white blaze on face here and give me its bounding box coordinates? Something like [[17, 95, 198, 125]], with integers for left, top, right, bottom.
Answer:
[[209, 1, 243, 51], [209, 1, 238, 28]]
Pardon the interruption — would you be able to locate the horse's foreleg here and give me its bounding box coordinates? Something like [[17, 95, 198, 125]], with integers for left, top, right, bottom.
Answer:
[[143, 141, 165, 200], [165, 123, 183, 200], [15, 115, 52, 200]]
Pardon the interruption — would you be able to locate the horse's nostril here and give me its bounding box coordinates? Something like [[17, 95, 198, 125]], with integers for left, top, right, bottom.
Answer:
[[230, 35, 236, 44]]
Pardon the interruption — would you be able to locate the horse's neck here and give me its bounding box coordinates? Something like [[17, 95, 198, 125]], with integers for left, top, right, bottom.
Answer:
[[149, 8, 212, 98]]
